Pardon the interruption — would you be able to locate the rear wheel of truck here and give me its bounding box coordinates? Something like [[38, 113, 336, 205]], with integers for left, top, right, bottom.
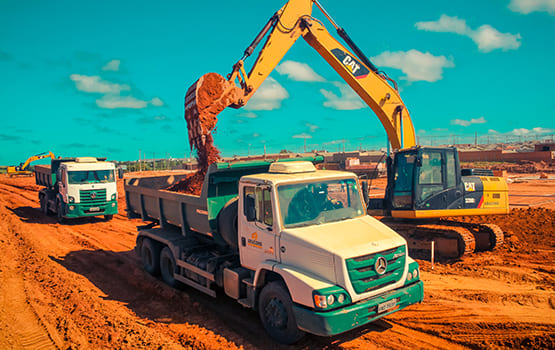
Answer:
[[258, 281, 305, 345], [56, 200, 64, 224], [140, 238, 160, 276], [39, 194, 48, 215], [160, 246, 178, 288]]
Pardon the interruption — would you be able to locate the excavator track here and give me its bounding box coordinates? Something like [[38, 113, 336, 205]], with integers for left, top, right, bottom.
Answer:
[[454, 222, 504, 252], [382, 219, 504, 260], [382, 220, 476, 260]]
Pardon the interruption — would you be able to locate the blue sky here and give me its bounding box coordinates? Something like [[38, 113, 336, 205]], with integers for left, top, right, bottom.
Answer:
[[1, 0, 554, 165]]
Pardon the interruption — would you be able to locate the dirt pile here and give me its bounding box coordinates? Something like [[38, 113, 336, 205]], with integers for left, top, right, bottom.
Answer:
[[169, 73, 241, 195]]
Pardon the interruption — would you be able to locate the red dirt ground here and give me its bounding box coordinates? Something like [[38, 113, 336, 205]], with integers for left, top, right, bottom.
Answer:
[[0, 174, 553, 349]]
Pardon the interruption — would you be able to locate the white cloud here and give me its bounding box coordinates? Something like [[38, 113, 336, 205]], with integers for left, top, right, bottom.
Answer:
[[451, 116, 487, 127], [371, 50, 454, 83], [150, 97, 164, 106], [306, 123, 319, 133], [245, 77, 289, 111], [320, 82, 365, 110], [102, 59, 120, 71], [510, 127, 555, 135], [236, 112, 258, 119], [293, 133, 312, 139], [70, 74, 130, 94], [472, 25, 521, 53], [96, 95, 148, 109], [276, 60, 325, 82], [488, 129, 500, 134], [509, 0, 555, 15], [416, 15, 521, 53]]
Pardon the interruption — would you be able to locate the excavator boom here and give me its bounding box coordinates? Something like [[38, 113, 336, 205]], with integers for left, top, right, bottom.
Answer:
[[184, 0, 415, 158]]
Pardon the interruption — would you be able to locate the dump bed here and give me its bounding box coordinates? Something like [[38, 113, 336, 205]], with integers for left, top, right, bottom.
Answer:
[[125, 173, 212, 236], [35, 164, 55, 187]]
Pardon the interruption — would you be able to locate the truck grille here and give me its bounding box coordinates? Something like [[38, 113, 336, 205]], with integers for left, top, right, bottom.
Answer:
[[346, 245, 406, 294], [80, 189, 107, 204]]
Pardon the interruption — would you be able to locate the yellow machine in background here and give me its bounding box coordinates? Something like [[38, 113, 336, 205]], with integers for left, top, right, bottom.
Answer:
[[184, 0, 508, 258], [7, 151, 55, 176]]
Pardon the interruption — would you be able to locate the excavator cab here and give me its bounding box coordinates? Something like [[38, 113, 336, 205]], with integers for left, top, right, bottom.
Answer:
[[389, 147, 462, 212], [372, 146, 463, 215]]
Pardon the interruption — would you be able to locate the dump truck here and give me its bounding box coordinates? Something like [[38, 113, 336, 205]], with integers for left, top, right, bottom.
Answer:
[[125, 157, 423, 344], [35, 157, 118, 222]]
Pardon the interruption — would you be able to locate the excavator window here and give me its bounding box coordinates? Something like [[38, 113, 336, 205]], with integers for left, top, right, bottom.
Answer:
[[392, 154, 415, 209], [417, 151, 444, 203]]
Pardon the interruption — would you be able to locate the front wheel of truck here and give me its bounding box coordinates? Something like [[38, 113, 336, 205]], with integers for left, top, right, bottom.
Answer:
[[104, 214, 113, 221], [258, 281, 305, 344], [140, 238, 160, 276], [160, 246, 178, 288]]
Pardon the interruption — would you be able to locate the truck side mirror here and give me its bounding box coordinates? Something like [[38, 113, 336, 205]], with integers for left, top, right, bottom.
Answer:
[[245, 194, 256, 222]]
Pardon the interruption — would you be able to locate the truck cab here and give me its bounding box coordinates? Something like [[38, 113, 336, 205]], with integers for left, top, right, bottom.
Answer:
[[236, 161, 423, 340]]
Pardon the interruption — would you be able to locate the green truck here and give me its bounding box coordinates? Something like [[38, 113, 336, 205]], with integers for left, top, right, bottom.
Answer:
[[35, 157, 118, 222], [124, 157, 423, 344]]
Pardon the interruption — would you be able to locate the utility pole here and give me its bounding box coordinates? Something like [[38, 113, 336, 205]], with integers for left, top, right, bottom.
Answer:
[[139, 149, 142, 172]]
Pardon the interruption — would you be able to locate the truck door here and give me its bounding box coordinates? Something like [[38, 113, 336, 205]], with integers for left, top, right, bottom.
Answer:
[[239, 185, 278, 270]]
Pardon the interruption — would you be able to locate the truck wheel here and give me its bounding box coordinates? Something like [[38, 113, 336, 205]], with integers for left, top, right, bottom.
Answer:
[[218, 198, 238, 250], [258, 281, 305, 344], [39, 194, 48, 215], [56, 200, 64, 224], [140, 238, 160, 276], [104, 214, 113, 221], [160, 246, 178, 288]]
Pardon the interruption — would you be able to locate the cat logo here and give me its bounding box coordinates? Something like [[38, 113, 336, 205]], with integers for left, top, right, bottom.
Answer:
[[464, 182, 476, 192], [331, 48, 369, 79]]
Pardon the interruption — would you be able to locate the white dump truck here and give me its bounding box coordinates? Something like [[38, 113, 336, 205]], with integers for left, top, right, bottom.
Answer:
[[125, 157, 423, 344], [35, 157, 118, 222]]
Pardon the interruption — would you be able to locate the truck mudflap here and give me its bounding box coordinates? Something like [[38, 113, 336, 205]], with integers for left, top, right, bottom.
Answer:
[[292, 280, 423, 337]]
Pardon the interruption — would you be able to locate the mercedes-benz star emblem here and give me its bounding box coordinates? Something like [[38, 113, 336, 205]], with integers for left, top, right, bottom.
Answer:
[[375, 256, 387, 275]]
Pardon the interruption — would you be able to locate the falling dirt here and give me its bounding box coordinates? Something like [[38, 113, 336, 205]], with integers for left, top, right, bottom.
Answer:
[[171, 73, 242, 195], [1, 173, 554, 349]]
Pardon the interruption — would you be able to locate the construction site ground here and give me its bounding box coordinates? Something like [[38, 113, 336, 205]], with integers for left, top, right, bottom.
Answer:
[[0, 172, 553, 349]]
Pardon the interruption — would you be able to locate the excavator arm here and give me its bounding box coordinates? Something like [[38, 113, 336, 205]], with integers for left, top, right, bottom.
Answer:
[[184, 0, 415, 157]]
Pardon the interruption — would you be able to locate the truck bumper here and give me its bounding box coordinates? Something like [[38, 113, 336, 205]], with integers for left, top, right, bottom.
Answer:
[[293, 280, 424, 337], [65, 200, 118, 218]]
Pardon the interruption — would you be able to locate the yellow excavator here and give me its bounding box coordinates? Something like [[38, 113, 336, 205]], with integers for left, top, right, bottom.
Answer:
[[7, 151, 55, 176], [184, 0, 508, 259]]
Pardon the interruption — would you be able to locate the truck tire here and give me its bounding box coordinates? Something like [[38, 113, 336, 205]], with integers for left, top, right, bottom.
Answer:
[[258, 281, 305, 344], [140, 238, 160, 276], [160, 246, 178, 288], [39, 194, 48, 215], [218, 198, 239, 250], [56, 200, 64, 224]]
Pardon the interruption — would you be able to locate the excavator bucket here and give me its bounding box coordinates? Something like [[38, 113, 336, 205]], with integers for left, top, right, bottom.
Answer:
[[184, 73, 242, 153]]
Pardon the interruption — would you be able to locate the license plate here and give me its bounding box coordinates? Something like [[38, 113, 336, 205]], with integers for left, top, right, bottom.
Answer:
[[377, 298, 398, 313], [89, 207, 100, 212]]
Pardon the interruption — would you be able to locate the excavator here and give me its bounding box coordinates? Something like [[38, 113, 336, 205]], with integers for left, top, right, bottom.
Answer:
[[7, 151, 55, 176], [183, 0, 509, 259]]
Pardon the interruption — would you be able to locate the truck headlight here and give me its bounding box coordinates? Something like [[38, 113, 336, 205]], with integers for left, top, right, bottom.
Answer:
[[313, 286, 351, 310], [69, 205, 75, 211], [69, 196, 75, 203]]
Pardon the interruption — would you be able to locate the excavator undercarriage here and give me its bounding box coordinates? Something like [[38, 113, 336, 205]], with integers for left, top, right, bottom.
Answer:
[[381, 219, 504, 260]]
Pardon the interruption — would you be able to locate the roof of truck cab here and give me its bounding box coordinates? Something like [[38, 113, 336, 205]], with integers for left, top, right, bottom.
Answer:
[[62, 161, 116, 170], [240, 169, 358, 186]]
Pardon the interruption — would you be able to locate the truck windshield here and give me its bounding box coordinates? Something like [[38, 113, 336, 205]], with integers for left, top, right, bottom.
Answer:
[[278, 178, 365, 228], [68, 170, 115, 184]]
